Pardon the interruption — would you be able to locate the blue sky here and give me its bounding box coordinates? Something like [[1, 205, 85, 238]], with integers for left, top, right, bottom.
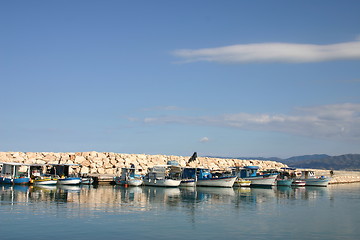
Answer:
[[1, 1, 360, 158]]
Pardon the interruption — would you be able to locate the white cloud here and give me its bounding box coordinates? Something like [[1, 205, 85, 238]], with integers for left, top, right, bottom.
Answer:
[[172, 40, 360, 63], [200, 137, 209, 143], [140, 103, 360, 141]]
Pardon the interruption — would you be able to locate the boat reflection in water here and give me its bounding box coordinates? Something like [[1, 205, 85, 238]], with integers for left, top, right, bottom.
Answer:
[[0, 184, 330, 211]]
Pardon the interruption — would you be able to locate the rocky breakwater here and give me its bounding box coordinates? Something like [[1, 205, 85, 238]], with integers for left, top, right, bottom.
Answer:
[[0, 152, 287, 180]]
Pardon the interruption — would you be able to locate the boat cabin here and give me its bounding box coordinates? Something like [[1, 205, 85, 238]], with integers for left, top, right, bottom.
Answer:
[[48, 164, 80, 177], [197, 168, 212, 179], [0, 162, 31, 179], [301, 170, 316, 179], [147, 165, 182, 180], [232, 166, 259, 178]]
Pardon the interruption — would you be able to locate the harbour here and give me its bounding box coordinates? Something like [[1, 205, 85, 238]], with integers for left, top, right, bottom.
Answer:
[[1, 183, 360, 240]]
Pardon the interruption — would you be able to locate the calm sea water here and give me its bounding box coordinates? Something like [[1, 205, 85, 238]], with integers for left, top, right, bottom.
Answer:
[[1, 183, 359, 240]]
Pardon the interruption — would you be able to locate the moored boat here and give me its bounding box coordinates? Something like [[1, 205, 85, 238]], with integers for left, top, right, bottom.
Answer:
[[234, 178, 251, 187], [48, 164, 82, 185], [300, 170, 329, 187], [233, 166, 278, 187], [0, 162, 31, 185], [32, 175, 58, 185], [143, 165, 181, 187], [196, 168, 237, 188], [57, 177, 82, 185], [276, 179, 293, 187], [81, 176, 94, 185], [115, 167, 143, 186], [292, 179, 306, 187], [180, 167, 196, 187]]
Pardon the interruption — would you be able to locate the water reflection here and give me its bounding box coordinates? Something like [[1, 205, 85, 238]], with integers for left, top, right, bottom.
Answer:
[[0, 184, 331, 212]]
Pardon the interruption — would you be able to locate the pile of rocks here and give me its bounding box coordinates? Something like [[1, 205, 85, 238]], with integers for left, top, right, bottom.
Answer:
[[0, 151, 288, 176]]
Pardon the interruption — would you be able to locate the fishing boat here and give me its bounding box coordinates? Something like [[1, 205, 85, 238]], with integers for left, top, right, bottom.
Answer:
[[236, 166, 278, 187], [57, 177, 81, 185], [276, 179, 293, 187], [0, 162, 31, 184], [180, 167, 196, 187], [143, 165, 181, 187], [115, 167, 143, 186], [292, 179, 306, 187], [196, 168, 237, 188], [300, 170, 329, 187], [231, 167, 251, 187], [32, 175, 58, 185], [48, 164, 81, 185], [81, 176, 94, 185], [234, 178, 251, 187]]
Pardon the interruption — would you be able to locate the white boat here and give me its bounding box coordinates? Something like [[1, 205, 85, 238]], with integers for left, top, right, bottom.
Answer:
[[233, 166, 278, 187], [115, 167, 143, 186], [57, 177, 81, 185], [81, 176, 94, 185], [32, 176, 58, 185], [292, 179, 306, 187], [196, 168, 237, 188], [143, 165, 181, 187], [300, 170, 329, 187]]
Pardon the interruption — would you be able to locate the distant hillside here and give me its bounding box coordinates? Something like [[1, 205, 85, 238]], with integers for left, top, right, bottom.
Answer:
[[284, 154, 360, 170], [281, 154, 330, 166], [208, 154, 360, 170]]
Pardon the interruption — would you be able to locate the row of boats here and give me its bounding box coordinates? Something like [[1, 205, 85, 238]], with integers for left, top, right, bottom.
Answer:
[[114, 164, 330, 188], [0, 159, 330, 188], [0, 162, 93, 186]]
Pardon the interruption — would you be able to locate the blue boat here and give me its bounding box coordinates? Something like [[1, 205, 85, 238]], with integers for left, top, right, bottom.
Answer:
[[0, 162, 31, 184]]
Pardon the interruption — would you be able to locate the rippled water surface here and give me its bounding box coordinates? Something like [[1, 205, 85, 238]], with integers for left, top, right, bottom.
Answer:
[[1, 183, 360, 240]]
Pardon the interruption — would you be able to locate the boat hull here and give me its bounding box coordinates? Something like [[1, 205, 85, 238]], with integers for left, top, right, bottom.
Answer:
[[115, 177, 143, 186], [0, 177, 30, 184], [143, 178, 181, 187], [180, 179, 196, 187], [277, 179, 293, 187], [81, 177, 94, 185], [303, 178, 329, 187], [234, 179, 251, 187], [57, 177, 81, 185], [292, 179, 306, 187], [33, 179, 58, 185], [196, 176, 237, 188], [245, 174, 277, 187]]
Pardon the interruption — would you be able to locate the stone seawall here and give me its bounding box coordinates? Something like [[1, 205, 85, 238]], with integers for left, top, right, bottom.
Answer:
[[1, 151, 359, 184], [0, 151, 287, 175]]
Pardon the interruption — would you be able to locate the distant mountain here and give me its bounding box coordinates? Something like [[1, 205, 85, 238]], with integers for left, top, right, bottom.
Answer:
[[207, 154, 360, 170], [281, 154, 330, 166], [283, 154, 360, 170]]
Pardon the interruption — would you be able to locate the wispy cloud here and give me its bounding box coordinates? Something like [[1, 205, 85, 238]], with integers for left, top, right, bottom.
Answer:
[[172, 40, 360, 63], [140, 103, 360, 141], [200, 137, 209, 143]]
